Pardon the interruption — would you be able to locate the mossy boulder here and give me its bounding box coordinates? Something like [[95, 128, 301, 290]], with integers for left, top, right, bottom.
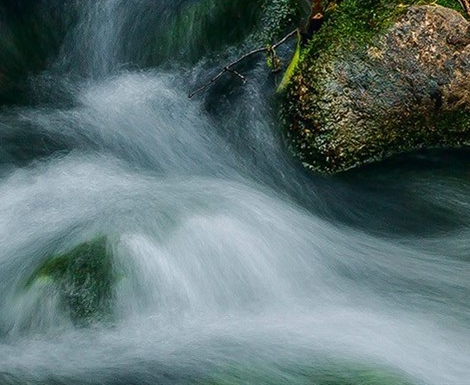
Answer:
[[25, 236, 115, 327], [282, 1, 470, 174]]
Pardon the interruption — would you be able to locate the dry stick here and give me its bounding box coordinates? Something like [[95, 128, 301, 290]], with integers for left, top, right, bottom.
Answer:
[[226, 68, 247, 83], [188, 29, 298, 98], [459, 0, 470, 17]]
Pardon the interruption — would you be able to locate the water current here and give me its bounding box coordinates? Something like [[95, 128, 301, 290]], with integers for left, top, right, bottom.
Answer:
[[0, 1, 469, 384]]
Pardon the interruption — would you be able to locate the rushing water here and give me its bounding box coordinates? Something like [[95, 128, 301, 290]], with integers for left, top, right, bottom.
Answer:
[[1, 1, 470, 384]]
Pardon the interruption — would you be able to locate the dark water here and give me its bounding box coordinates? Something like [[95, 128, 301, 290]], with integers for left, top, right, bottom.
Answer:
[[0, 1, 469, 384]]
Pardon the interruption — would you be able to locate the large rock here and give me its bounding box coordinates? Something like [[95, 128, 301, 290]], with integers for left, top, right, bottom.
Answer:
[[283, 4, 470, 174]]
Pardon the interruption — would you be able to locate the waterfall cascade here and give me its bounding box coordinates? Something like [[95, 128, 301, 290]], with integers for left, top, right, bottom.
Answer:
[[0, 1, 469, 384]]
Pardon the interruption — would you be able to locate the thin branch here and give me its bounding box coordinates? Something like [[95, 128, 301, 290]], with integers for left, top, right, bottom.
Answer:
[[189, 29, 297, 98], [272, 28, 298, 50], [226, 68, 247, 83], [188, 48, 266, 98], [458, 0, 470, 17]]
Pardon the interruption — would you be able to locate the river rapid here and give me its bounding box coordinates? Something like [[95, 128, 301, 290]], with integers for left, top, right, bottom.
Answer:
[[0, 1, 469, 384]]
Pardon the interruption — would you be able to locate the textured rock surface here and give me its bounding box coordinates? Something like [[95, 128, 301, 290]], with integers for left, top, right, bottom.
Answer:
[[283, 5, 470, 174]]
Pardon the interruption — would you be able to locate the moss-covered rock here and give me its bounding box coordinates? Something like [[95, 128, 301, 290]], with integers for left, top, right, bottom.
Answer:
[[257, 0, 304, 44], [25, 236, 115, 327], [282, 1, 470, 174]]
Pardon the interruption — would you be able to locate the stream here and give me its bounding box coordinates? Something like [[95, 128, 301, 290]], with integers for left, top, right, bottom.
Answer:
[[0, 1, 469, 384]]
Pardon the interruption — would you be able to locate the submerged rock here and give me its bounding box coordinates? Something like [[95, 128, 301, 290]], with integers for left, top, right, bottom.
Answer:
[[283, 3, 470, 174], [25, 236, 115, 327]]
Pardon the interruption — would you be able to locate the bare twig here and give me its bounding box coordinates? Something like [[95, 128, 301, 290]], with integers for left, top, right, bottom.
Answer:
[[189, 29, 297, 98], [458, 0, 470, 17], [226, 68, 247, 83], [271, 28, 298, 50]]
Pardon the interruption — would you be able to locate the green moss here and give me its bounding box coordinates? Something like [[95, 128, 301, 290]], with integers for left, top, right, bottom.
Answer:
[[281, 0, 470, 173], [25, 236, 116, 326], [277, 30, 302, 92], [257, 0, 303, 44], [302, 0, 464, 61]]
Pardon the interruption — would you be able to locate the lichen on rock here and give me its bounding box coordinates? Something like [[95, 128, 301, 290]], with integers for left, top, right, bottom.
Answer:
[[282, 1, 470, 174]]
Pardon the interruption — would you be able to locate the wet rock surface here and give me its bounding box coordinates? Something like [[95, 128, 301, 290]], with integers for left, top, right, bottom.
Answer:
[[284, 5, 470, 174]]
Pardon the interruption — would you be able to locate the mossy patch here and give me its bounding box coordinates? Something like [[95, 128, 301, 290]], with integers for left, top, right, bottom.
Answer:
[[282, 1, 470, 173], [277, 30, 302, 92], [301, 0, 464, 62], [257, 0, 304, 44], [25, 236, 116, 327]]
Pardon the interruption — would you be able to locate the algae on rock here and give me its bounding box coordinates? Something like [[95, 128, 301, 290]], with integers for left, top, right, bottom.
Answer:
[[25, 236, 116, 327], [282, 1, 470, 174]]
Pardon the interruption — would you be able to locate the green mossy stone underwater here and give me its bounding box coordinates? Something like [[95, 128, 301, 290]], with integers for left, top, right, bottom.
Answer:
[[25, 236, 116, 327]]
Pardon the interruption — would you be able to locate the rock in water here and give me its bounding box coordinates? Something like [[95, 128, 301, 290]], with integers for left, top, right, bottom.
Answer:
[[283, 5, 470, 174], [26, 236, 115, 327]]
